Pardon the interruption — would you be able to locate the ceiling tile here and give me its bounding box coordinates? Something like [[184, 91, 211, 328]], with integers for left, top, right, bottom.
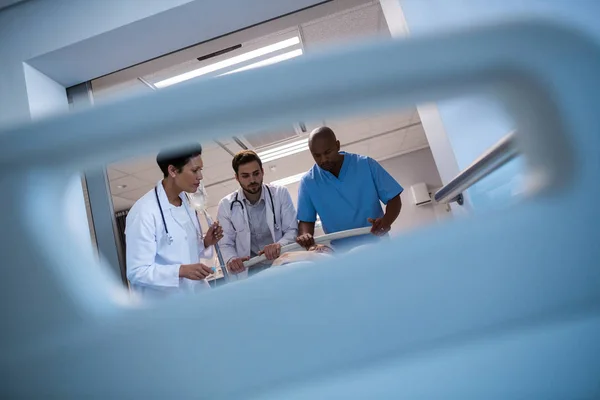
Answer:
[[302, 3, 385, 51], [367, 130, 407, 159], [109, 175, 151, 195], [118, 185, 154, 201], [133, 167, 163, 184], [202, 161, 234, 185], [368, 109, 415, 133], [343, 141, 370, 157], [329, 118, 372, 144], [201, 146, 234, 167], [111, 155, 156, 175], [111, 196, 135, 212], [107, 168, 127, 181], [222, 180, 241, 194], [401, 125, 429, 151], [207, 182, 240, 207], [410, 109, 422, 125], [263, 151, 314, 181]]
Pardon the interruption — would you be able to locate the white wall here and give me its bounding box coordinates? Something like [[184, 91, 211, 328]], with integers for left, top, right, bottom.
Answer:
[[382, 0, 600, 214], [379, 148, 449, 234], [22, 64, 69, 119], [22, 64, 95, 257]]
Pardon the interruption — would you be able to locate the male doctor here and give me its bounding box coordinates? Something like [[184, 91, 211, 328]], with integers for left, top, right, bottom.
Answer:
[[126, 144, 223, 298], [217, 150, 298, 279]]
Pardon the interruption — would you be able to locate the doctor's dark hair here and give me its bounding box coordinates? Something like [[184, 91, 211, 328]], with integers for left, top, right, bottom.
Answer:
[[156, 143, 203, 178], [232, 150, 263, 174]]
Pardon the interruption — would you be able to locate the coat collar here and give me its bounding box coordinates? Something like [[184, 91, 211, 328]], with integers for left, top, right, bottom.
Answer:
[[156, 180, 202, 233], [238, 184, 266, 205], [156, 180, 187, 210]]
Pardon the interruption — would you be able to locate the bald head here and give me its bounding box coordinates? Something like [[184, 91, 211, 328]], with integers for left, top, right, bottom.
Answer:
[[308, 126, 337, 147], [308, 126, 343, 173]]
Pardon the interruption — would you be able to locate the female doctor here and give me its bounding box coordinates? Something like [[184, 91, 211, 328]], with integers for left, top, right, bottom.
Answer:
[[217, 150, 298, 279], [125, 144, 223, 298]]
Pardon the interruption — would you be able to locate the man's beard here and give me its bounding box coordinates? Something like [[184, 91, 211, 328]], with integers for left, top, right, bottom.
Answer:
[[245, 182, 262, 194]]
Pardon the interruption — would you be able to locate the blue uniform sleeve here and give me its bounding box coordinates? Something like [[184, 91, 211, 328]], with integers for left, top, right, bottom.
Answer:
[[296, 176, 317, 222], [367, 157, 404, 204]]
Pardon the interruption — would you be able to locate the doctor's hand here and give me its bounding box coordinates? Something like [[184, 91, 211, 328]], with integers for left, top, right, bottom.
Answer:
[[227, 256, 250, 275], [203, 222, 224, 247], [296, 233, 315, 250], [179, 263, 214, 280], [368, 217, 391, 236], [259, 243, 282, 260]]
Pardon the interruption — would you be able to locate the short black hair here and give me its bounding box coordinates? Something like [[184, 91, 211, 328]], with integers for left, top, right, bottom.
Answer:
[[232, 150, 263, 174], [156, 143, 203, 177]]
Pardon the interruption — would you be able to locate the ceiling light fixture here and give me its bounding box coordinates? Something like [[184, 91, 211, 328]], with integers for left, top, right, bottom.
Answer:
[[270, 172, 305, 186], [258, 138, 309, 163], [154, 36, 301, 88], [220, 49, 303, 76]]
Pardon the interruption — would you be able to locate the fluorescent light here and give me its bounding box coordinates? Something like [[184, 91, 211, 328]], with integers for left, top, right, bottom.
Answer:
[[154, 36, 300, 88], [258, 138, 309, 163], [221, 49, 303, 76], [259, 138, 307, 157], [261, 141, 307, 158], [262, 145, 308, 163], [270, 172, 305, 186]]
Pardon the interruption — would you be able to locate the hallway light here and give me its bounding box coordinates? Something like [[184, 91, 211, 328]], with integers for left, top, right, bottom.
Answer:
[[155, 36, 301, 88], [258, 138, 308, 163], [220, 49, 304, 76], [270, 172, 305, 186]]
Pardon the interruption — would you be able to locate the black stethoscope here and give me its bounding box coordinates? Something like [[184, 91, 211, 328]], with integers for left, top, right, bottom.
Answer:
[[155, 186, 200, 246], [230, 185, 278, 230]]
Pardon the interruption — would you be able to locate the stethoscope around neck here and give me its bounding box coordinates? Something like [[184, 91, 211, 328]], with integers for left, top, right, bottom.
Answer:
[[230, 185, 278, 230], [155, 186, 199, 245]]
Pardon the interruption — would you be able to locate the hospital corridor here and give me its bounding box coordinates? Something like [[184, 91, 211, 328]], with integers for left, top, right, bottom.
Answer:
[[0, 0, 599, 398]]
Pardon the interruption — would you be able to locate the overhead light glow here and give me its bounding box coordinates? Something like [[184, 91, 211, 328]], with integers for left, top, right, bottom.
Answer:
[[258, 138, 309, 163], [270, 172, 305, 186], [154, 36, 301, 88], [221, 49, 303, 76]]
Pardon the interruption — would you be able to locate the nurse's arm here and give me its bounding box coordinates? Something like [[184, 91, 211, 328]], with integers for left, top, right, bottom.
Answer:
[[370, 194, 402, 234], [296, 177, 317, 248], [296, 221, 316, 249], [383, 194, 402, 226]]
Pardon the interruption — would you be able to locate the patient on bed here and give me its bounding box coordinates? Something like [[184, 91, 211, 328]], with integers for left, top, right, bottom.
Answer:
[[271, 244, 335, 267]]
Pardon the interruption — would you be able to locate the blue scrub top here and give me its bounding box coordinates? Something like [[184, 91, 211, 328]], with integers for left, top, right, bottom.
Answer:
[[297, 152, 403, 250]]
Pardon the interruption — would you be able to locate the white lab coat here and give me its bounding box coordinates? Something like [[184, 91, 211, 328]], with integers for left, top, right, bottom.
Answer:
[[125, 181, 213, 299], [217, 184, 298, 280]]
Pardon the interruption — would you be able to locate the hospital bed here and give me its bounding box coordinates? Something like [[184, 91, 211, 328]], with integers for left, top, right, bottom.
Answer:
[[243, 226, 372, 268], [1, 20, 599, 398]]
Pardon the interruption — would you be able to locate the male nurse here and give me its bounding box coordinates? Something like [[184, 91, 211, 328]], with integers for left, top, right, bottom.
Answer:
[[296, 126, 403, 251]]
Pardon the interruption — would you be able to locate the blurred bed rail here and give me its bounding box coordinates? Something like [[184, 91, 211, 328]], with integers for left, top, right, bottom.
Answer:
[[1, 20, 599, 399], [434, 131, 518, 205]]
